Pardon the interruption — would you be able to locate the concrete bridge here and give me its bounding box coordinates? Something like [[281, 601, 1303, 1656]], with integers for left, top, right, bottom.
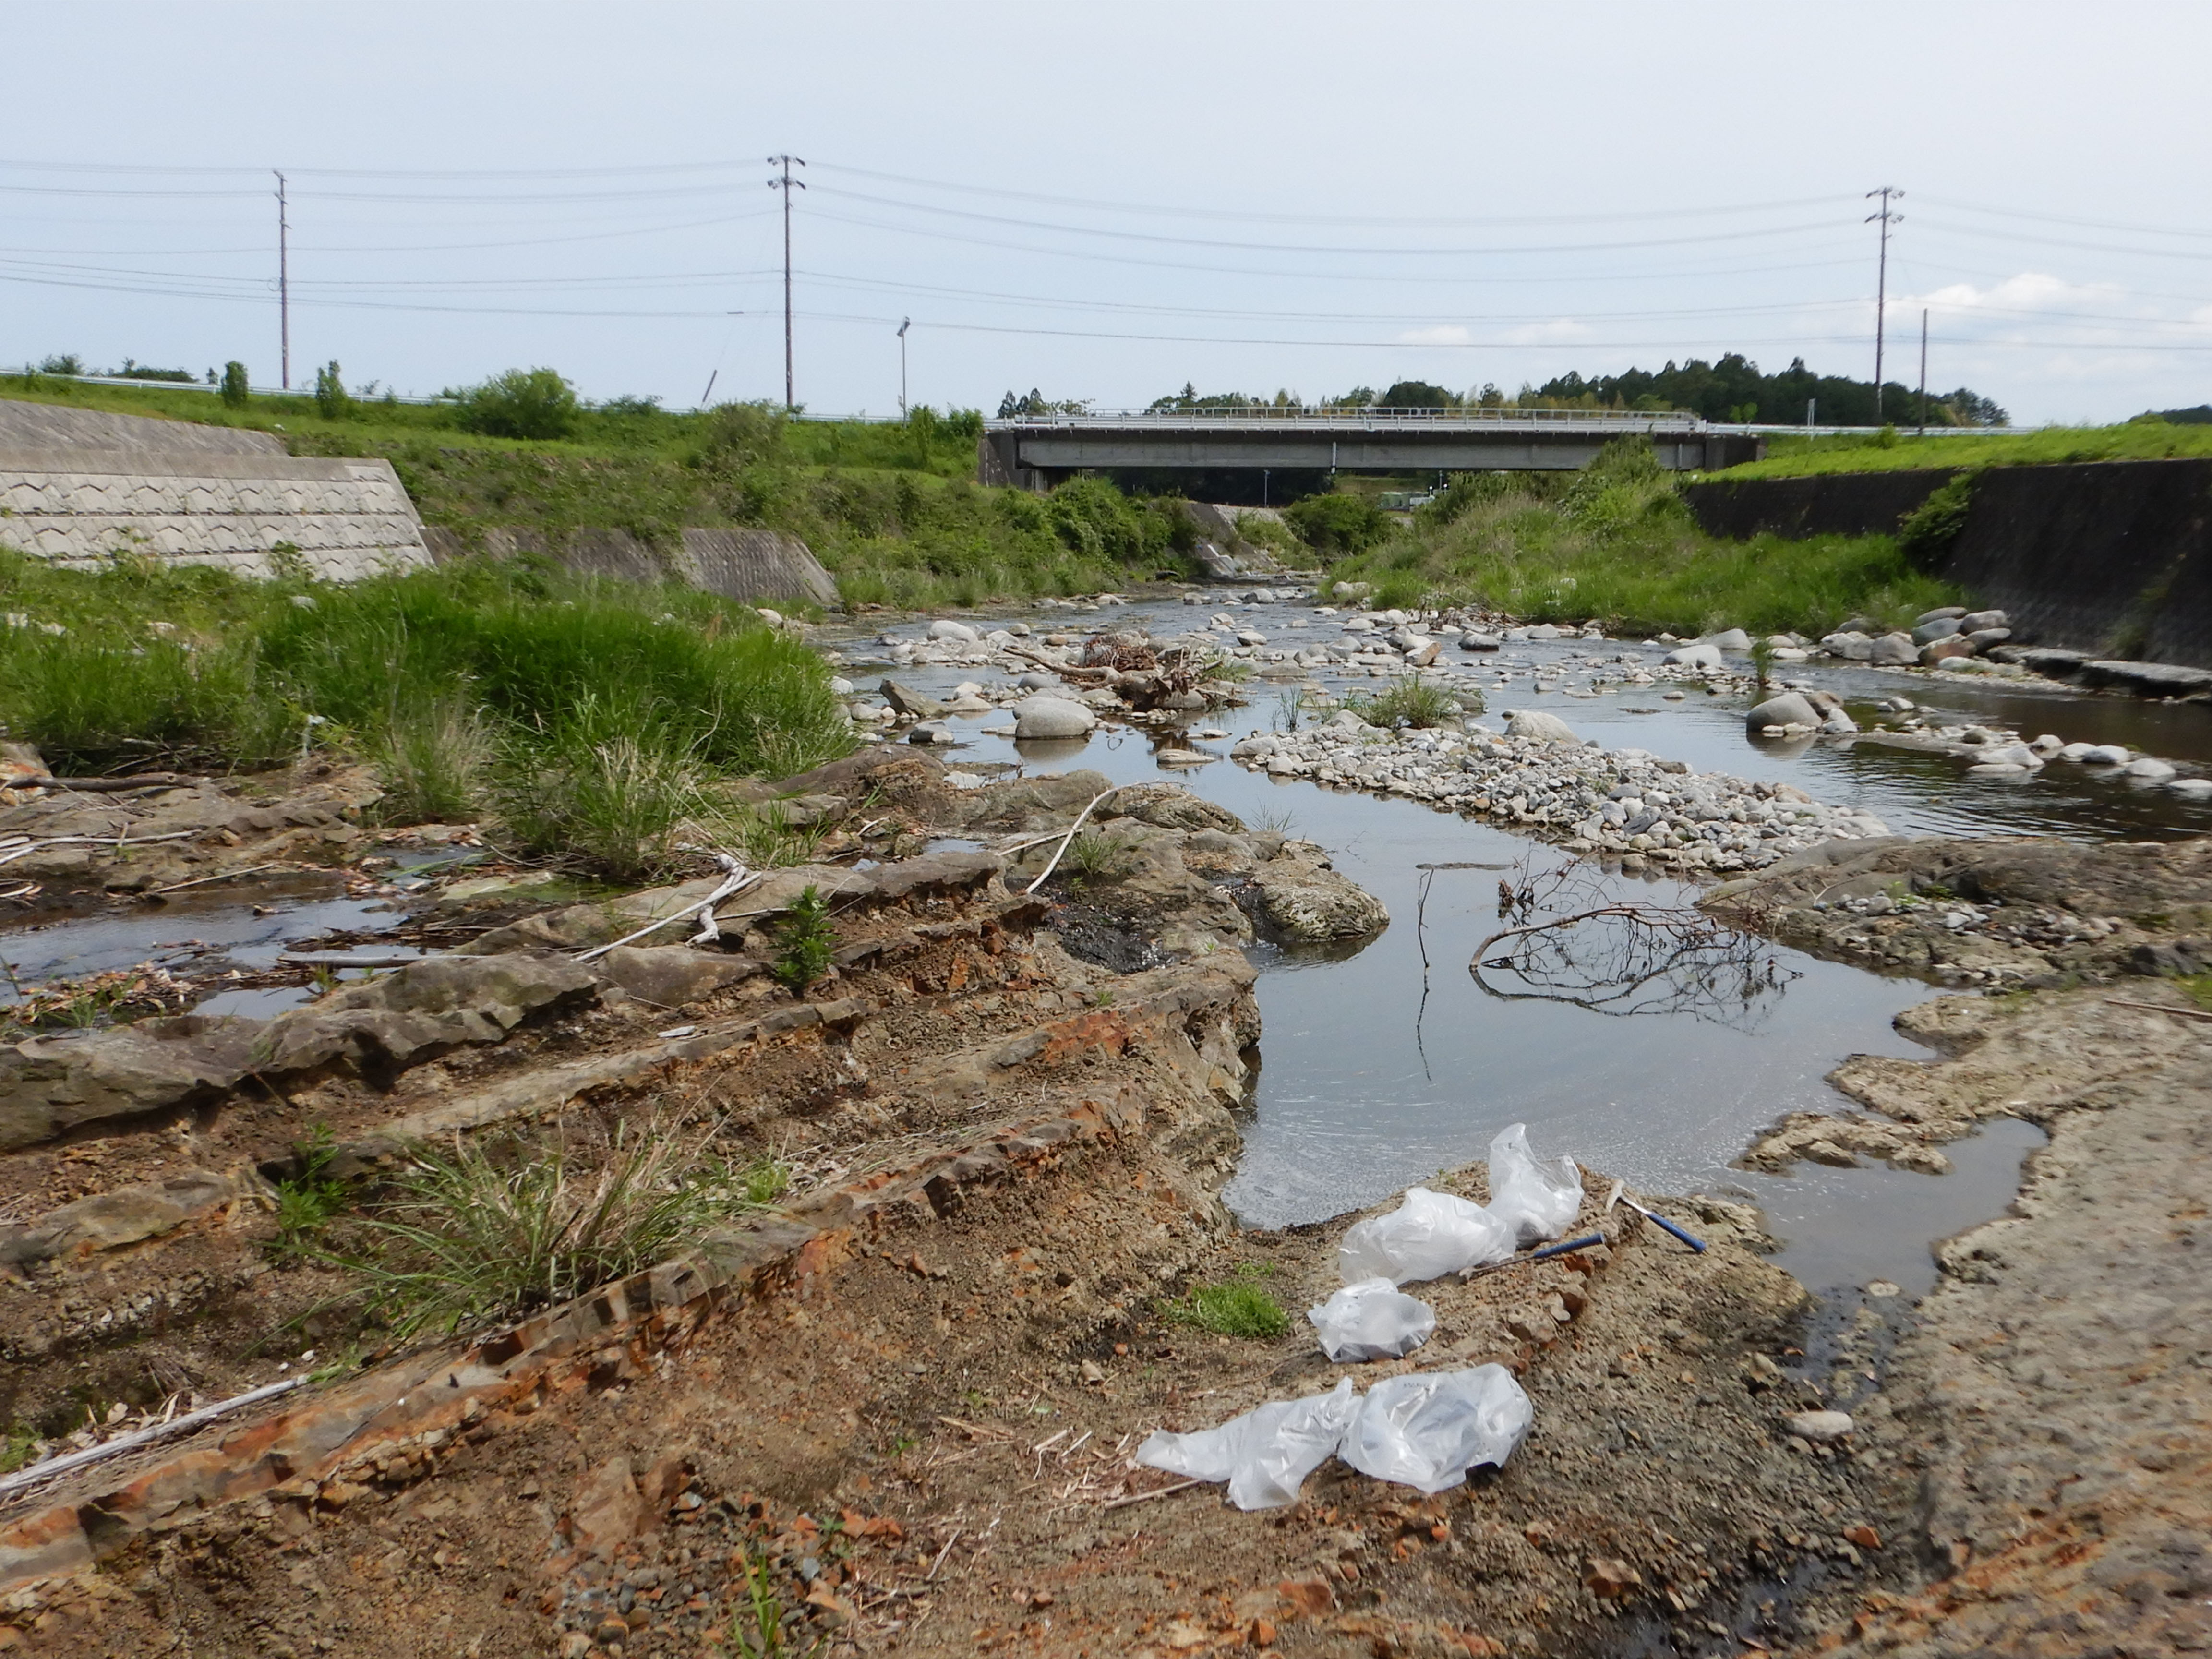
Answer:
[[976, 407, 1763, 492]]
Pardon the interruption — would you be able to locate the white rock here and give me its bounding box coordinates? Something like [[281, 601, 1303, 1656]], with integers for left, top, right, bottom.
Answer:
[[1700, 627, 1751, 651], [928, 619, 980, 643], [1664, 643, 1725, 670], [1013, 696, 1098, 739], [1785, 1409, 1854, 1443], [2169, 778, 2212, 800], [2081, 745, 2131, 766], [1505, 710, 1580, 745], [1746, 692, 1819, 730], [2028, 733, 2063, 755], [2126, 757, 2178, 781], [2058, 742, 2096, 762], [828, 677, 854, 696]]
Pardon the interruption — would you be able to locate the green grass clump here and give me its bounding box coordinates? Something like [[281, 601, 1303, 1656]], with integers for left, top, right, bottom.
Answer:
[[333, 1124, 784, 1338], [1346, 677, 1475, 729], [1719, 420, 2212, 479], [1324, 437, 1959, 637], [2176, 971, 2212, 1011], [1160, 1267, 1291, 1339], [270, 1126, 351, 1259]]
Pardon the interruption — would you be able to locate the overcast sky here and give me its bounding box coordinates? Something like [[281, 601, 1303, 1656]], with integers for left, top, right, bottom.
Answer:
[[5, 1, 2209, 424]]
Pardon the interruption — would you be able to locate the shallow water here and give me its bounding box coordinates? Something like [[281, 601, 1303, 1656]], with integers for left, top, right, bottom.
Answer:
[[830, 593, 2196, 1292]]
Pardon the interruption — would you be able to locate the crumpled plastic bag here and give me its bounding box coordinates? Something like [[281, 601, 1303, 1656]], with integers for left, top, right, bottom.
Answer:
[[1308, 1277, 1438, 1362], [1135, 1377, 1359, 1510], [1338, 1187, 1515, 1286], [1336, 1366, 1534, 1493], [1487, 1123, 1583, 1248]]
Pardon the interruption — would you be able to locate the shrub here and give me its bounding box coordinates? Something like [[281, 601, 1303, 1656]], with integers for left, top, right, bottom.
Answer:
[[313, 361, 353, 421], [770, 885, 837, 990], [458, 367, 580, 441], [37, 353, 83, 377], [1284, 492, 1392, 555], [220, 361, 250, 409], [697, 400, 788, 468], [1896, 472, 1978, 566]]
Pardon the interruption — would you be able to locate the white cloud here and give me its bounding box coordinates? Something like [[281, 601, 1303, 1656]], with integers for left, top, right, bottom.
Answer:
[[1501, 318, 1592, 346], [1394, 324, 1474, 346]]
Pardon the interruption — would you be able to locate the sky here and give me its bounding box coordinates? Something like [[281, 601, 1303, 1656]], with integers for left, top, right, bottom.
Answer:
[[4, 0, 2210, 425]]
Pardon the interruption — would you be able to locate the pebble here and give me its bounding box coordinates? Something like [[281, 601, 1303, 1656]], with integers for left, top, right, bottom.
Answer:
[[1786, 1409, 1855, 1443]]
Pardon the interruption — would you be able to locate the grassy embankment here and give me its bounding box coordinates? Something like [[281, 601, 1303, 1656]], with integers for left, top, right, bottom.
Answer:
[[0, 374, 1197, 609], [0, 548, 854, 879], [1322, 438, 1960, 637], [1722, 419, 2212, 478]]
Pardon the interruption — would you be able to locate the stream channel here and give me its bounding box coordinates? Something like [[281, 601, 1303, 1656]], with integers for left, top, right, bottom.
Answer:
[[828, 590, 2212, 1309]]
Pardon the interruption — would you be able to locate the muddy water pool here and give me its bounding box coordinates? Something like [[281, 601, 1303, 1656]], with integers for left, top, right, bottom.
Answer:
[[835, 594, 2212, 1293]]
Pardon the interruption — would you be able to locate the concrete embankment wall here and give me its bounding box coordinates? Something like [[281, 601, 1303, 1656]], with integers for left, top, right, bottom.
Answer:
[[1683, 459, 2212, 668], [0, 399, 431, 579], [418, 524, 840, 607], [0, 398, 842, 606]]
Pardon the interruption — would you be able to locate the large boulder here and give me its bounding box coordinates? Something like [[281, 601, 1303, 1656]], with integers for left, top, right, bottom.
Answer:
[[1821, 632, 1875, 661], [1663, 643, 1725, 669], [1869, 632, 1920, 664], [927, 619, 980, 643], [0, 1017, 263, 1151], [1247, 844, 1389, 942], [1014, 696, 1098, 739], [1506, 710, 1581, 745], [1700, 627, 1752, 651], [1921, 636, 1975, 665], [256, 954, 602, 1073], [595, 945, 763, 1008], [1959, 609, 2008, 632], [1911, 617, 1962, 647], [1747, 692, 1821, 731]]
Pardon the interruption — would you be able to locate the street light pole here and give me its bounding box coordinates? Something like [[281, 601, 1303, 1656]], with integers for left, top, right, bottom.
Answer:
[[898, 317, 911, 416]]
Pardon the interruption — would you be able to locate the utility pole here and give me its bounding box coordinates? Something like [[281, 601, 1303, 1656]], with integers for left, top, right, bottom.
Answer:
[[1917, 308, 1929, 436], [766, 155, 806, 410], [274, 169, 291, 390], [1865, 186, 1903, 420], [898, 317, 910, 416]]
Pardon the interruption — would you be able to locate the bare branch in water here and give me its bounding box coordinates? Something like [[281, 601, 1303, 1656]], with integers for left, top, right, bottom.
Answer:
[[1469, 856, 1798, 1028]]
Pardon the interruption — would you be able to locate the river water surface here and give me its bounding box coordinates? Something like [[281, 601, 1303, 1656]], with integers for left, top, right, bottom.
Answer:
[[832, 592, 2212, 1296]]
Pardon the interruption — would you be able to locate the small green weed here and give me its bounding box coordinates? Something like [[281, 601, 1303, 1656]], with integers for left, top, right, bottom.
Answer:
[[729, 800, 827, 870], [0, 1420, 38, 1476], [1160, 1265, 1290, 1339], [726, 1540, 824, 1659], [770, 885, 837, 991], [2177, 972, 2212, 1010], [270, 1125, 350, 1258], [1063, 830, 1138, 887]]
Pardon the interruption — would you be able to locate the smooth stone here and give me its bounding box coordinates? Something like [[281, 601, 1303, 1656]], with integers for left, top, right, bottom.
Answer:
[[1958, 609, 2008, 632], [1911, 617, 1962, 646], [1664, 643, 1725, 669], [1786, 1409, 1855, 1443], [1012, 696, 1099, 739], [2082, 745, 2131, 766], [878, 679, 949, 720], [1915, 605, 1968, 625], [828, 676, 854, 696], [1699, 627, 1751, 651], [1869, 633, 1919, 665], [927, 619, 979, 643], [1746, 693, 1820, 731], [2126, 757, 2178, 781], [1505, 710, 1581, 745], [1921, 636, 1975, 664], [2168, 778, 2212, 799]]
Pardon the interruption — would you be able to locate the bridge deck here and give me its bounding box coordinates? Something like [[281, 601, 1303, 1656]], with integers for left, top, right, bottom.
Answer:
[[977, 408, 1760, 487]]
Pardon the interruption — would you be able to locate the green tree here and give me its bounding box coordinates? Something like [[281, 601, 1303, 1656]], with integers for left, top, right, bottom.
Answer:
[[457, 367, 580, 441], [220, 361, 251, 409], [1284, 492, 1392, 554]]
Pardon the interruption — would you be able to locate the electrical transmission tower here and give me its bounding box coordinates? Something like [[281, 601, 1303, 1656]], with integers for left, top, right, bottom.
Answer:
[[1866, 186, 1903, 419], [767, 155, 806, 410]]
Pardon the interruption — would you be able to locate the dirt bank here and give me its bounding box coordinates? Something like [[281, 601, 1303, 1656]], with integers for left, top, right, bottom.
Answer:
[[0, 753, 1923, 1659], [1705, 834, 2212, 1654]]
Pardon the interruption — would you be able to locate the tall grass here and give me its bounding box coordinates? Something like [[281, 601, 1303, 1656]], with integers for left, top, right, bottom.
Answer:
[[1326, 438, 1958, 637], [1722, 420, 2212, 479], [0, 551, 854, 874]]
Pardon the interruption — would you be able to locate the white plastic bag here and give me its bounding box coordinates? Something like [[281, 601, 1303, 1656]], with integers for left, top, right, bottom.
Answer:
[[1487, 1123, 1583, 1248], [1336, 1366, 1533, 1494], [1308, 1277, 1437, 1363], [1135, 1377, 1359, 1511], [1337, 1187, 1515, 1286]]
